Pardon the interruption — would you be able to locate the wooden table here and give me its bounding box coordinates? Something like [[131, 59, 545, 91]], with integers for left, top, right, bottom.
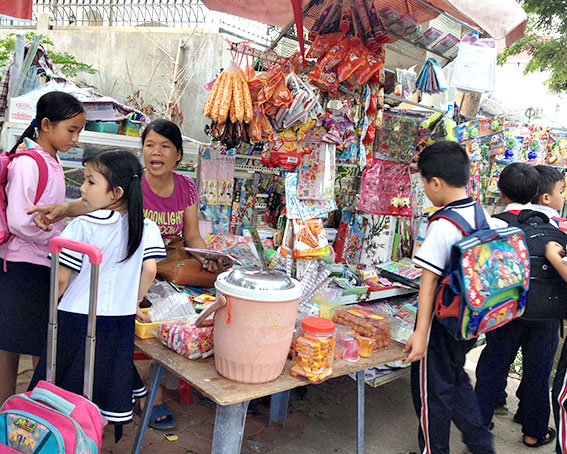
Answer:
[[132, 338, 407, 454]]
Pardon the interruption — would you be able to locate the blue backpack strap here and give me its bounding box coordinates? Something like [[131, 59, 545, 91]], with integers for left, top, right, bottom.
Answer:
[[429, 208, 474, 236], [473, 204, 490, 230]]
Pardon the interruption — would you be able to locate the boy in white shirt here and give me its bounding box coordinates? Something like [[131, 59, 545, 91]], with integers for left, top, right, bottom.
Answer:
[[405, 141, 505, 454], [475, 163, 559, 448]]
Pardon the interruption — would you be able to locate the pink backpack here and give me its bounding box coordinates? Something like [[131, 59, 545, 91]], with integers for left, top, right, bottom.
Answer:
[[0, 145, 49, 244], [0, 381, 104, 453]]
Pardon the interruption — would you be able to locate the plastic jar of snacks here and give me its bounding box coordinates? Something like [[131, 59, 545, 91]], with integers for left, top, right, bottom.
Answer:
[[291, 316, 336, 383]]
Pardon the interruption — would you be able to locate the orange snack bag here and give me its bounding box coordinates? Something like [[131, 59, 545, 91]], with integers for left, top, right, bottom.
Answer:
[[318, 38, 350, 71], [264, 72, 292, 107], [306, 33, 341, 59], [353, 49, 385, 85], [337, 45, 365, 82]]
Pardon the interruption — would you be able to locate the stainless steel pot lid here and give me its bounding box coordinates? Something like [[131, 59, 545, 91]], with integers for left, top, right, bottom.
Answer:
[[224, 266, 295, 292]]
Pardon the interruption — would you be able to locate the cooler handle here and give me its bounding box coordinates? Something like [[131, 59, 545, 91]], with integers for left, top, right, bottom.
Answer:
[[47, 237, 102, 401], [195, 294, 227, 328]]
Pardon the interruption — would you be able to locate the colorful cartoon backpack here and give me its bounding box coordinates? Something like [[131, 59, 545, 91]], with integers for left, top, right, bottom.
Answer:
[[495, 210, 567, 320], [431, 204, 529, 340], [0, 138, 49, 244]]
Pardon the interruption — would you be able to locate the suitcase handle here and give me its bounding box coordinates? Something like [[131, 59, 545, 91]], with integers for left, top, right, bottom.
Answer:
[[47, 237, 102, 401], [49, 237, 103, 264]]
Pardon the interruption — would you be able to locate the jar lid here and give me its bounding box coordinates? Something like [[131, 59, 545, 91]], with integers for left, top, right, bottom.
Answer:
[[215, 266, 302, 302], [301, 316, 335, 333]]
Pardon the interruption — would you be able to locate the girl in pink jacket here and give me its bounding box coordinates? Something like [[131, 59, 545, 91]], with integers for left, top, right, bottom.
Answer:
[[0, 91, 85, 405]]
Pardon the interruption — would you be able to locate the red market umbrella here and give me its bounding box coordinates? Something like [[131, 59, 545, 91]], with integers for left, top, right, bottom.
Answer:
[[202, 0, 527, 47], [0, 0, 33, 20]]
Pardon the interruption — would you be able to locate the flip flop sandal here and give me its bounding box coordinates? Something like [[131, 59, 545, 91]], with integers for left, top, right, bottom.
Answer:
[[148, 404, 176, 430], [523, 427, 556, 448]]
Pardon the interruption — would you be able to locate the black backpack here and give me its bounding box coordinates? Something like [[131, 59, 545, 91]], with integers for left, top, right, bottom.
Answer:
[[494, 210, 567, 320]]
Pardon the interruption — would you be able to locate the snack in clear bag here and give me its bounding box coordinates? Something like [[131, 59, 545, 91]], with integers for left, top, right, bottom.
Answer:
[[332, 305, 394, 349], [158, 320, 214, 360], [335, 324, 359, 362]]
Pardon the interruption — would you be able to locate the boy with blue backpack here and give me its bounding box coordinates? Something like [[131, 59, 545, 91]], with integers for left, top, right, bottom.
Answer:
[[404, 141, 527, 454], [475, 162, 563, 448]]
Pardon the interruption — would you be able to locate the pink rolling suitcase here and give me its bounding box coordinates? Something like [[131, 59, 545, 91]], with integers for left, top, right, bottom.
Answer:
[[0, 238, 106, 453]]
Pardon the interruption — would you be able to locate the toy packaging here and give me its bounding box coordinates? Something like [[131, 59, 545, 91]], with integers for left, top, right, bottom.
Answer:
[[359, 159, 412, 218], [359, 214, 395, 267]]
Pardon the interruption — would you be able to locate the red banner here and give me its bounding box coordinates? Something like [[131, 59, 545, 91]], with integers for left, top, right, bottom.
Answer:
[[0, 0, 33, 20]]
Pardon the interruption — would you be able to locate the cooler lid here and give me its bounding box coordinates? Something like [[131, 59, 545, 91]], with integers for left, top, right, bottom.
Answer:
[[216, 266, 302, 302]]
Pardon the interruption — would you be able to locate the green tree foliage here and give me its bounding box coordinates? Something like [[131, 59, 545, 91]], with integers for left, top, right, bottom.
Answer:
[[498, 0, 567, 93], [0, 32, 96, 79]]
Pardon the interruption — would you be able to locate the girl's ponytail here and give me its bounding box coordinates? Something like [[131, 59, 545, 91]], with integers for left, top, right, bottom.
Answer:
[[82, 149, 144, 261], [126, 173, 144, 261], [9, 91, 84, 154], [9, 121, 37, 154]]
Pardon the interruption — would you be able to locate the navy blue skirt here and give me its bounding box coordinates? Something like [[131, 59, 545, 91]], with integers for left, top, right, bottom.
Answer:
[[30, 310, 136, 425], [0, 260, 50, 356]]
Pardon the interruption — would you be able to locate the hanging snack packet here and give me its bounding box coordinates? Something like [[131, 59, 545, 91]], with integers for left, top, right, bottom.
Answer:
[[339, 0, 352, 32], [353, 48, 385, 85], [337, 43, 365, 82], [306, 33, 341, 59], [319, 38, 350, 70], [293, 218, 330, 258], [309, 0, 341, 40], [309, 64, 339, 97]]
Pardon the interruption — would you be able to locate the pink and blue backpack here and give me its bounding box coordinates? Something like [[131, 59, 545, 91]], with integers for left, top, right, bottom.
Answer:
[[431, 204, 530, 340], [0, 380, 104, 453]]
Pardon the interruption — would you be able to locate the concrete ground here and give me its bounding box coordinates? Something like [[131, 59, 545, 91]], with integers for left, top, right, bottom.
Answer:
[[17, 345, 555, 454]]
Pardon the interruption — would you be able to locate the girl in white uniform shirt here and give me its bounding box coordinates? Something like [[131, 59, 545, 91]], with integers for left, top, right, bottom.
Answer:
[[30, 149, 166, 436]]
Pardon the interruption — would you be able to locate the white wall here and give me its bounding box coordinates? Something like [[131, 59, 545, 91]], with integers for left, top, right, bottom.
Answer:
[[1, 22, 227, 142]]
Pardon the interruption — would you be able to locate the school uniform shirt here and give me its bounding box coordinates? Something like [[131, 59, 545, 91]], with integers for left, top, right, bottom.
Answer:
[[142, 172, 198, 238], [532, 203, 560, 227], [0, 139, 65, 266], [414, 197, 508, 276], [55, 210, 166, 316]]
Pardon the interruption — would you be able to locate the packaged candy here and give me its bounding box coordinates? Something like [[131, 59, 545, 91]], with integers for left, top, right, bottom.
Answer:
[[332, 305, 394, 348], [292, 316, 336, 383], [335, 325, 359, 362], [309, 0, 341, 40], [306, 32, 342, 59], [319, 38, 350, 70], [158, 320, 214, 360], [356, 336, 375, 357], [337, 44, 365, 82]]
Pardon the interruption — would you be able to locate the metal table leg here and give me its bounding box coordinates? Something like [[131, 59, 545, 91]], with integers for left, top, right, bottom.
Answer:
[[269, 390, 291, 426], [132, 362, 164, 454], [356, 370, 365, 454], [212, 400, 250, 454]]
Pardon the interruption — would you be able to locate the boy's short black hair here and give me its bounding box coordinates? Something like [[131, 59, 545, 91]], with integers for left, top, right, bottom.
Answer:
[[532, 165, 564, 203], [498, 163, 539, 204], [417, 140, 470, 187]]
